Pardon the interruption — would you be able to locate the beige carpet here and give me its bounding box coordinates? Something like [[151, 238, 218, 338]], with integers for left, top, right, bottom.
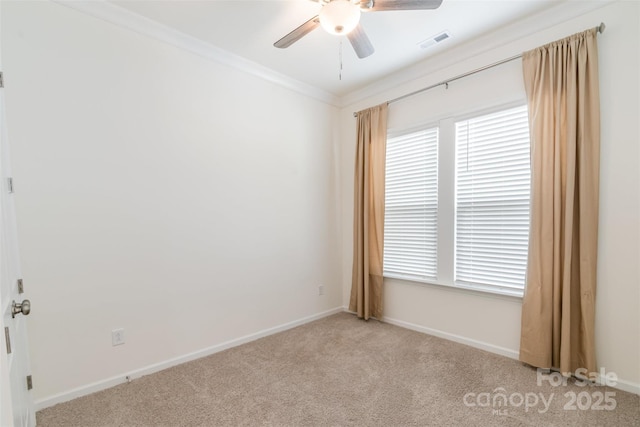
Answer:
[[37, 313, 639, 426]]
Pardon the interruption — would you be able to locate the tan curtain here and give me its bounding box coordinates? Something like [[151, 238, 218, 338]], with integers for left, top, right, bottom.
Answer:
[[519, 28, 600, 376], [349, 103, 388, 320]]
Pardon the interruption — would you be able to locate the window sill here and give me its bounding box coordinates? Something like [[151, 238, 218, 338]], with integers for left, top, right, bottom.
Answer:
[[383, 273, 524, 300]]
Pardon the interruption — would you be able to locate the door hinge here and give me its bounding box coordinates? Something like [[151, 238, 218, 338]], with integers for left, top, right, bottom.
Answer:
[[26, 375, 33, 390], [8, 177, 14, 194], [0, 72, 4, 88], [4, 327, 11, 355], [18, 279, 24, 294]]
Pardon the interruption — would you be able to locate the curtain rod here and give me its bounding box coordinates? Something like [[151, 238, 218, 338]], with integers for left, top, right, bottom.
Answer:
[[353, 22, 606, 117]]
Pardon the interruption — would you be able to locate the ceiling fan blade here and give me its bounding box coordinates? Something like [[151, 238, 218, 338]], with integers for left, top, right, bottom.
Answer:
[[274, 16, 321, 49], [347, 24, 375, 59], [363, 0, 443, 11]]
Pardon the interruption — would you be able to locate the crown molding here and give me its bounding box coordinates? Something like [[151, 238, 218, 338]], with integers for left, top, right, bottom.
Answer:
[[52, 0, 341, 107], [50, 0, 616, 110], [341, 0, 616, 108]]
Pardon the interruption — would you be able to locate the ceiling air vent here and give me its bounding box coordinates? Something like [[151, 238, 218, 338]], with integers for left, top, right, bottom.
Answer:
[[419, 31, 451, 50]]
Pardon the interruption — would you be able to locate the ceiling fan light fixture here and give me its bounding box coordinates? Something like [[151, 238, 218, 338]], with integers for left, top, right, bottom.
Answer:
[[319, 0, 361, 35]]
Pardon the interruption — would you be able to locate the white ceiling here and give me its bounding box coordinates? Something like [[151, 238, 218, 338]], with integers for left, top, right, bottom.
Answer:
[[109, 0, 562, 97]]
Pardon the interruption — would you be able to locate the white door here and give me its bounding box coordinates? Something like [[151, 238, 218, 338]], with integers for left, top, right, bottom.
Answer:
[[0, 6, 36, 424]]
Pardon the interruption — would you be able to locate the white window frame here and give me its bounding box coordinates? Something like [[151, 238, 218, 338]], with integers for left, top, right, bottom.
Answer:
[[383, 101, 530, 299]]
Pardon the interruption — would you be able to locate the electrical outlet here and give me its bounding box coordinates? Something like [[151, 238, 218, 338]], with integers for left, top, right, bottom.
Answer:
[[318, 284, 325, 296], [112, 328, 125, 346]]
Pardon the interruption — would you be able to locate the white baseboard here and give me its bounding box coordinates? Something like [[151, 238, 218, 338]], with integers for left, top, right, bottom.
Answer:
[[35, 307, 344, 411], [342, 306, 516, 358], [365, 310, 640, 396], [598, 376, 640, 396], [380, 314, 520, 360], [35, 306, 639, 410]]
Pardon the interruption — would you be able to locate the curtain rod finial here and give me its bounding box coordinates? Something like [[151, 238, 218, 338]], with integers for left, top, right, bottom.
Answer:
[[598, 22, 605, 34]]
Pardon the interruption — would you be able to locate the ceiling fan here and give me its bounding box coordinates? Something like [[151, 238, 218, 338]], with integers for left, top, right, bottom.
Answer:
[[274, 0, 443, 59]]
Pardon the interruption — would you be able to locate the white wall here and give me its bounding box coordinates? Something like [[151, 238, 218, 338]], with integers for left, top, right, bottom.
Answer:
[[2, 1, 342, 404], [340, 0, 640, 391]]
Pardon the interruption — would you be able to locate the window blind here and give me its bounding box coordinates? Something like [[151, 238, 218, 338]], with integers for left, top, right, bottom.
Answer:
[[455, 106, 530, 296], [384, 127, 438, 280]]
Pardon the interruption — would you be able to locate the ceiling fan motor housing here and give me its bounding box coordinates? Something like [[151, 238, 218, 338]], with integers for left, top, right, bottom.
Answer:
[[319, 0, 362, 35]]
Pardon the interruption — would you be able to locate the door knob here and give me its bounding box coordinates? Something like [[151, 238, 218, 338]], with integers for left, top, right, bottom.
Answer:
[[11, 299, 31, 318]]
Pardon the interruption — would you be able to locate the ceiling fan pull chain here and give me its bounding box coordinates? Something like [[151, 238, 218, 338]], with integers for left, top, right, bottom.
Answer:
[[339, 40, 343, 80]]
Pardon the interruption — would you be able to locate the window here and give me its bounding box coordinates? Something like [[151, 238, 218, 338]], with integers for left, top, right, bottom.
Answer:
[[383, 104, 531, 297], [383, 127, 438, 281], [455, 106, 531, 296]]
